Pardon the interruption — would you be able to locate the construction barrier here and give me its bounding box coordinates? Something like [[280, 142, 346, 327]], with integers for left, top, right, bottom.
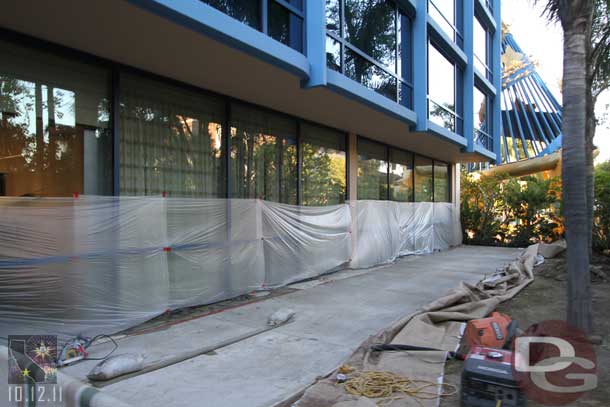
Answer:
[[0, 197, 461, 341]]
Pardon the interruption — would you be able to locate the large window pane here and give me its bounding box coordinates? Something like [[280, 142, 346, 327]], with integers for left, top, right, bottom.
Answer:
[[120, 74, 225, 197], [389, 149, 413, 202], [474, 87, 493, 150], [0, 39, 112, 197], [201, 0, 261, 29], [268, 1, 304, 53], [428, 0, 456, 41], [414, 156, 433, 202], [326, 0, 341, 36], [301, 123, 346, 206], [357, 138, 387, 200], [474, 87, 487, 131], [230, 104, 297, 204], [326, 36, 342, 72], [474, 18, 489, 77], [344, 0, 396, 72], [398, 13, 413, 108], [434, 161, 449, 202], [345, 49, 397, 101], [428, 42, 457, 132], [325, 1, 411, 102]]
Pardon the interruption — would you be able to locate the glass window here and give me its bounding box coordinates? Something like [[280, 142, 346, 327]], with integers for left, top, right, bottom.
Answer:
[[474, 87, 487, 131], [325, 1, 412, 105], [230, 103, 297, 204], [428, 0, 456, 41], [414, 156, 433, 202], [344, 0, 396, 72], [434, 161, 449, 202], [120, 74, 225, 197], [428, 42, 457, 132], [398, 14, 413, 108], [268, 1, 304, 53], [0, 40, 112, 197], [474, 87, 493, 151], [389, 149, 413, 202], [301, 123, 346, 206], [326, 0, 341, 36], [202, 1, 303, 52], [345, 49, 397, 101], [326, 36, 342, 72], [201, 0, 261, 29], [357, 138, 387, 200], [474, 18, 489, 78]]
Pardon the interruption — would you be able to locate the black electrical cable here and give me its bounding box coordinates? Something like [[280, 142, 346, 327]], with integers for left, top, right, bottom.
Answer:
[[83, 334, 118, 361], [370, 343, 465, 360]]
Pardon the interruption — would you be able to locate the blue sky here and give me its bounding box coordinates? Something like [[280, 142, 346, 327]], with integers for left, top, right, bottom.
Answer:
[[502, 0, 610, 163]]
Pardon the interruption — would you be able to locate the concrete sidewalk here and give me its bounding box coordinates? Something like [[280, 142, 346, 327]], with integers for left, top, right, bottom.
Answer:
[[62, 246, 521, 407]]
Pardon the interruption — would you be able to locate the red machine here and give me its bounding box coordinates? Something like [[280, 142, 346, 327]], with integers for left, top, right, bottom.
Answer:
[[465, 312, 517, 349]]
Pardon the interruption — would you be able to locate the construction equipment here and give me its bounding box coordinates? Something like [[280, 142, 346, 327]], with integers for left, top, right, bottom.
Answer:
[[461, 346, 526, 407], [465, 312, 518, 350], [56, 335, 118, 367]]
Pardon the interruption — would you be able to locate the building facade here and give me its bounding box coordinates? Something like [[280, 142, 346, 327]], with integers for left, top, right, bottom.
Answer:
[[0, 0, 501, 203]]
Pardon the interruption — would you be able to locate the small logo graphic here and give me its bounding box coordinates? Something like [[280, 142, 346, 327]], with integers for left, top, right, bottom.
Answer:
[[512, 320, 597, 405], [8, 335, 57, 384]]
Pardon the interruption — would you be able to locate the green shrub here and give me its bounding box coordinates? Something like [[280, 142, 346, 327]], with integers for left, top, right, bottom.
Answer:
[[461, 172, 506, 245], [461, 171, 562, 247], [594, 161, 610, 253]]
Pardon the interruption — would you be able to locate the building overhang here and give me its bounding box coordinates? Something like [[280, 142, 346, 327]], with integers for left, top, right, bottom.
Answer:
[[0, 0, 494, 164]]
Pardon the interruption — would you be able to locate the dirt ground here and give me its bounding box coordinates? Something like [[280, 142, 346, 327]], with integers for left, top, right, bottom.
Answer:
[[440, 252, 610, 407]]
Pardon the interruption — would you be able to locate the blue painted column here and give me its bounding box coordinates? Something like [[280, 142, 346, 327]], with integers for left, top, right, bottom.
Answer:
[[413, 0, 428, 131], [463, 0, 475, 152], [492, 0, 502, 163], [304, 0, 327, 88]]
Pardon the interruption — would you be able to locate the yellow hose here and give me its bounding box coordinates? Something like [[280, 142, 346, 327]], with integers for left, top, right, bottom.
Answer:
[[340, 367, 458, 406]]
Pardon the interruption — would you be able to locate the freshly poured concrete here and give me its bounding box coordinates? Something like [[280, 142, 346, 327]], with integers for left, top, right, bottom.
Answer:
[[64, 246, 521, 407]]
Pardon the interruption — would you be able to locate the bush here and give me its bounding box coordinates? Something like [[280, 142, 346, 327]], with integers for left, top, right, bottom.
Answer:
[[461, 172, 506, 245], [594, 161, 610, 254], [461, 171, 563, 247]]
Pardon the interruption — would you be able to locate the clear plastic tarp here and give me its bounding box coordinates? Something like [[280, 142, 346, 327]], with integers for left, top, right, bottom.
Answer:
[[0, 197, 461, 341]]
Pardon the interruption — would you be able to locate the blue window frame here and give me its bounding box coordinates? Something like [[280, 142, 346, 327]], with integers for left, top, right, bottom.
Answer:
[[325, 0, 413, 108], [427, 40, 463, 135], [201, 0, 304, 53], [357, 136, 451, 203], [428, 0, 463, 48], [474, 86, 493, 151], [474, 16, 492, 81]]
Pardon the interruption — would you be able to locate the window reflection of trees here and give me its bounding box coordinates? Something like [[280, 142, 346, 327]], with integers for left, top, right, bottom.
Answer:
[[326, 0, 410, 103], [0, 75, 111, 197], [119, 79, 225, 198]]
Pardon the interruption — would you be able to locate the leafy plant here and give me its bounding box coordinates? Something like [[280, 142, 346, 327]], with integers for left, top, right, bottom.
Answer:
[[593, 160, 610, 253], [461, 171, 563, 247], [461, 172, 507, 245]]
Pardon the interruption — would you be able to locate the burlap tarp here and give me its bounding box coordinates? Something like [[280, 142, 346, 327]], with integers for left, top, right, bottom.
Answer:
[[289, 241, 566, 407]]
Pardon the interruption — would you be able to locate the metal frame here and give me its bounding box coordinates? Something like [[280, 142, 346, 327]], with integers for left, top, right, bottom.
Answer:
[[0, 27, 350, 204], [428, 0, 464, 46], [201, 0, 305, 52], [427, 38, 463, 135], [356, 135, 452, 203], [324, 0, 414, 107]]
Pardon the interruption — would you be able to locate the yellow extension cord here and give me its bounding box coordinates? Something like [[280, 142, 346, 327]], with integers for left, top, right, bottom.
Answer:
[[339, 365, 458, 406]]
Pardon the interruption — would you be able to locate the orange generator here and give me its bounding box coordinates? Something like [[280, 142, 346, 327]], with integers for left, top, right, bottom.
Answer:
[[465, 312, 517, 349]]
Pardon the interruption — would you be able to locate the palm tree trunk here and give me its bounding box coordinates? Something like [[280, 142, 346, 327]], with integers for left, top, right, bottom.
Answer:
[[585, 90, 596, 257], [560, 0, 593, 334]]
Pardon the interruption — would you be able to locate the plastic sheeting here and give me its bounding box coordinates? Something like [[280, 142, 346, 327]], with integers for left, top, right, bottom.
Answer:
[[0, 197, 460, 341], [349, 201, 462, 268]]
